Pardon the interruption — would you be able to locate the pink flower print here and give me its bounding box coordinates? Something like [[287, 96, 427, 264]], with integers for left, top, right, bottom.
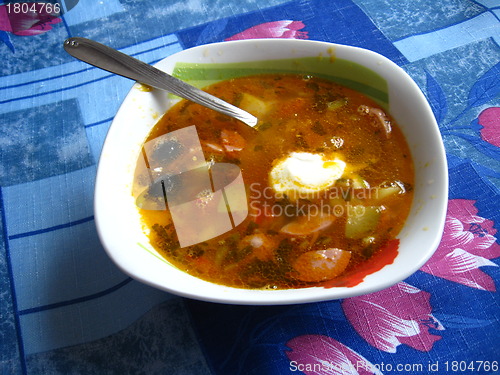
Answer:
[[225, 20, 308, 41], [286, 335, 382, 375], [478, 107, 500, 147], [342, 282, 444, 353], [0, 3, 61, 36], [420, 199, 500, 291]]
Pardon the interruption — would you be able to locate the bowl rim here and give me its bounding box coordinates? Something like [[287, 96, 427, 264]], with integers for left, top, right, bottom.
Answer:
[[94, 38, 448, 305]]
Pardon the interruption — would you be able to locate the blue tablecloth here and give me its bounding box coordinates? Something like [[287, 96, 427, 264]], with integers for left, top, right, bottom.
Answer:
[[1, 0, 499, 374]]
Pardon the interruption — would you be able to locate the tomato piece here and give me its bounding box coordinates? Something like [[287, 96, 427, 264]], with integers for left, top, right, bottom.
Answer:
[[221, 129, 246, 154], [193, 256, 215, 275], [203, 141, 225, 153]]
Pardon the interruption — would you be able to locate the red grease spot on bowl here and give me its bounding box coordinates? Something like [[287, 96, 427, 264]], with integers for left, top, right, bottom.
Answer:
[[320, 239, 399, 288]]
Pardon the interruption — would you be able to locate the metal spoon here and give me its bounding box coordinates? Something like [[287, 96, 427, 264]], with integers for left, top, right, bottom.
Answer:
[[63, 37, 258, 128]]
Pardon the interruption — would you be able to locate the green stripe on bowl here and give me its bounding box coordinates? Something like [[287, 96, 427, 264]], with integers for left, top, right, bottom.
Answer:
[[137, 242, 176, 268], [172, 57, 388, 108]]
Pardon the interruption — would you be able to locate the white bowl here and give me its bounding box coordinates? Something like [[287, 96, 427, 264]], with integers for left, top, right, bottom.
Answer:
[[94, 39, 448, 305]]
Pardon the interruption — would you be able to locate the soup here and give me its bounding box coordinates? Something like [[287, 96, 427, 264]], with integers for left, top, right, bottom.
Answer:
[[133, 73, 414, 289]]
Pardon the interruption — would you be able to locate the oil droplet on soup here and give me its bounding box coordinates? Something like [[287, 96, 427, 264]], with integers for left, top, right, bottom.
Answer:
[[133, 74, 414, 289]]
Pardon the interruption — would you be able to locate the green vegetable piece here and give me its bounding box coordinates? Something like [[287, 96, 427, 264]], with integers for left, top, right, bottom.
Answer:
[[327, 98, 347, 111], [257, 122, 272, 131], [345, 205, 380, 239], [311, 121, 327, 135], [350, 174, 370, 189]]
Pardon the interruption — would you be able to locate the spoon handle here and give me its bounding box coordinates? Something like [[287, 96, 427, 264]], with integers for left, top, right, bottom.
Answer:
[[64, 37, 258, 128]]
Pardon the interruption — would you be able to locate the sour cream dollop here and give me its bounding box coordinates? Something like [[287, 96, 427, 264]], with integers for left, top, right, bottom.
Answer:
[[270, 152, 346, 199]]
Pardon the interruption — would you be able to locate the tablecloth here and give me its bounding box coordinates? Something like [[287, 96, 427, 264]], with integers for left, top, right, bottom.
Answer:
[[0, 0, 499, 374]]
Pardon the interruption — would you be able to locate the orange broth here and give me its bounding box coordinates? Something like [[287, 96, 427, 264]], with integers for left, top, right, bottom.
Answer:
[[133, 74, 414, 289]]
